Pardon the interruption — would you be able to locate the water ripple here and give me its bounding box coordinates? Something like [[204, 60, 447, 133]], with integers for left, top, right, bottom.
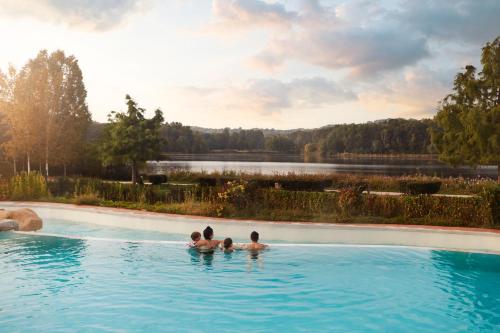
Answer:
[[1, 232, 499, 332]]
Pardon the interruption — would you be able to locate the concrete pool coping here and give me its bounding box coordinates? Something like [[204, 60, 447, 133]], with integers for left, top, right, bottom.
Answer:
[[1, 201, 499, 254]]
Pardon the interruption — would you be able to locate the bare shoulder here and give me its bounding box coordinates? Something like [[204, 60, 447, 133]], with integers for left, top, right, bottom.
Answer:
[[196, 240, 209, 247]]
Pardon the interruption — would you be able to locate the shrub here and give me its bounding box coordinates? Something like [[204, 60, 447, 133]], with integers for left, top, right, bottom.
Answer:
[[148, 174, 167, 185], [197, 177, 217, 187], [48, 177, 75, 197], [481, 185, 500, 226], [74, 193, 100, 205], [277, 180, 332, 192], [338, 189, 363, 216], [259, 190, 339, 214], [10, 172, 49, 200], [216, 180, 249, 216], [399, 181, 442, 195]]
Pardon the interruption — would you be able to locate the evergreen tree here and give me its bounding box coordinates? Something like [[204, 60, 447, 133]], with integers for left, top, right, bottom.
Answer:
[[431, 37, 500, 181], [99, 95, 164, 183]]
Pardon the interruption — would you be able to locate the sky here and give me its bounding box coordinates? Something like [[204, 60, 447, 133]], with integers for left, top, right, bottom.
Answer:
[[0, 0, 499, 129]]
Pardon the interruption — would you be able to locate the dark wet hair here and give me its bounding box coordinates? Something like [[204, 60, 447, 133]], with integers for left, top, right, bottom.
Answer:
[[203, 226, 214, 240], [191, 231, 201, 241], [250, 231, 259, 242], [223, 238, 233, 249]]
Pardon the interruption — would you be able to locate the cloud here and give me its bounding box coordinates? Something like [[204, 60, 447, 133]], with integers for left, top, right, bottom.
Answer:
[[210, 0, 500, 77], [211, 0, 430, 76], [177, 77, 356, 116], [208, 0, 297, 33], [397, 0, 500, 44], [0, 0, 148, 31], [251, 27, 429, 76], [358, 66, 452, 117]]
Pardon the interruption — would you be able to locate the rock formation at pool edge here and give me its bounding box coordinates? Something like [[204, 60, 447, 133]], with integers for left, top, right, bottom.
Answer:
[[0, 208, 43, 231]]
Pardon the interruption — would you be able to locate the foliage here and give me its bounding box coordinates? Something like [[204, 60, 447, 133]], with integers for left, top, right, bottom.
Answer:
[[73, 193, 100, 205], [216, 180, 249, 216], [265, 135, 296, 153], [399, 181, 442, 195], [275, 179, 332, 191], [0, 50, 90, 176], [197, 173, 332, 192], [3, 174, 496, 228], [338, 189, 363, 216], [176, 171, 495, 195], [162, 122, 208, 153], [256, 189, 495, 227], [48, 177, 199, 205], [157, 118, 435, 155], [148, 174, 167, 185], [9, 171, 48, 200], [317, 118, 434, 155], [99, 95, 164, 183], [431, 36, 500, 181], [481, 185, 500, 227]]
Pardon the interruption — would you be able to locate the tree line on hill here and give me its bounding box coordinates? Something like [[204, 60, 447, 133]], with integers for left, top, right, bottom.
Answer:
[[83, 118, 432, 155], [0, 36, 498, 181]]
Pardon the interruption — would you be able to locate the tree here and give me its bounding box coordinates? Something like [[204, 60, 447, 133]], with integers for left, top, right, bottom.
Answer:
[[99, 95, 164, 183], [431, 37, 500, 181], [265, 135, 296, 153], [47, 51, 91, 176], [0, 50, 90, 176]]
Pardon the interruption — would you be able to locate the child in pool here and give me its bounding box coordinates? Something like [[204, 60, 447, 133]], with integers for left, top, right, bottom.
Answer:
[[220, 237, 245, 252], [187, 231, 201, 248]]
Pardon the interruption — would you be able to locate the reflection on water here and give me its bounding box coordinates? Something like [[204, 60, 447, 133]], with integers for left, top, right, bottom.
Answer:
[[148, 154, 497, 178], [187, 247, 266, 271], [247, 250, 264, 271], [2, 233, 86, 270], [0, 233, 87, 295], [188, 248, 215, 268], [430, 250, 500, 330]]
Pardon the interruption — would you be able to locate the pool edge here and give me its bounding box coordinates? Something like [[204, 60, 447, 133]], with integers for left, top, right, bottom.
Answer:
[[1, 201, 499, 254]]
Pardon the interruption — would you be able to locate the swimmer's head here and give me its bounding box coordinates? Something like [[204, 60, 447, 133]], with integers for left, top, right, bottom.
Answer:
[[203, 226, 214, 240], [250, 231, 259, 242], [223, 238, 233, 249], [191, 231, 201, 242]]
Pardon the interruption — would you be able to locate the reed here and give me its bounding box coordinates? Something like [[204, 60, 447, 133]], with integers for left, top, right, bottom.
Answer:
[[9, 172, 49, 200]]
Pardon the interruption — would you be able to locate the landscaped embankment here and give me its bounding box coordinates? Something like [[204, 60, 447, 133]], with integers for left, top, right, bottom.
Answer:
[[0, 172, 498, 229]]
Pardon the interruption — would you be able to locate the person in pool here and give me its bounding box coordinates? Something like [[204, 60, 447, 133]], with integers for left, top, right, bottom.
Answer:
[[222, 238, 234, 252], [196, 226, 222, 251], [220, 238, 245, 252], [187, 231, 201, 248], [245, 231, 267, 251]]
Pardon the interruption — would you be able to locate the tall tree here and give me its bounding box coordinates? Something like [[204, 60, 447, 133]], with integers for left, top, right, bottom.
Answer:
[[431, 37, 500, 181], [47, 51, 91, 176], [1, 50, 90, 176], [99, 95, 164, 183]]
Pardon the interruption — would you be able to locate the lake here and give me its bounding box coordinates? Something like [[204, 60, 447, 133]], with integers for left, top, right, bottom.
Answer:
[[147, 153, 498, 179]]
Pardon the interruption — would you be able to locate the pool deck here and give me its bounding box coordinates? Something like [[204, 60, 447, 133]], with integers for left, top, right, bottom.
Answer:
[[1, 201, 499, 254]]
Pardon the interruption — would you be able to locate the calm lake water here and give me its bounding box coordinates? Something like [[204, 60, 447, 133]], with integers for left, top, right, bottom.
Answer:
[[147, 153, 498, 179]]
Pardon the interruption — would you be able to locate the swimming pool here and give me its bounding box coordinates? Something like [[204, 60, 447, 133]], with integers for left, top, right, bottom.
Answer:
[[1, 216, 500, 332]]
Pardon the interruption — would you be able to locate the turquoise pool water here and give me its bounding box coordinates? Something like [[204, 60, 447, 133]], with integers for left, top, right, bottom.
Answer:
[[1, 219, 499, 332]]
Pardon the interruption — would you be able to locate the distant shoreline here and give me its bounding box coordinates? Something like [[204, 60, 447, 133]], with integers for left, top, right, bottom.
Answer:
[[162, 151, 439, 160]]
